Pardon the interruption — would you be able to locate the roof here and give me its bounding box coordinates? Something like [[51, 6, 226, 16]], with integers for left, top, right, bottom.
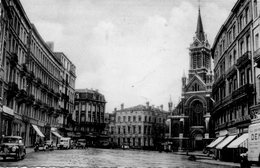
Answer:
[[195, 8, 205, 42], [115, 104, 168, 113]]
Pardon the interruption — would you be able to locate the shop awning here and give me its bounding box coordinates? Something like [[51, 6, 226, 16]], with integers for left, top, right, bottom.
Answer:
[[216, 135, 236, 149], [32, 124, 45, 137], [52, 131, 62, 138], [206, 136, 225, 148], [227, 133, 248, 149]]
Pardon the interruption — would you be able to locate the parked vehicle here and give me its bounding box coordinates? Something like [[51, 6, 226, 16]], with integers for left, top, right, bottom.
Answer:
[[57, 137, 71, 149], [121, 143, 130, 149], [76, 139, 86, 149], [45, 140, 54, 151], [0, 136, 26, 160]]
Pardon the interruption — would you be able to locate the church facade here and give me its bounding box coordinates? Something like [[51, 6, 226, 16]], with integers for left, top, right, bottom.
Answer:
[[167, 8, 214, 151]]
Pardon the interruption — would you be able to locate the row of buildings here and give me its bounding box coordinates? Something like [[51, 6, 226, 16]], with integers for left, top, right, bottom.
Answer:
[[0, 0, 78, 147], [166, 0, 260, 163]]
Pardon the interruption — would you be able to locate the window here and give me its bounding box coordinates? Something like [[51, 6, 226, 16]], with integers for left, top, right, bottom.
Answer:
[[128, 126, 131, 133], [245, 7, 249, 24], [81, 104, 86, 111], [128, 116, 131, 122], [123, 116, 126, 122], [133, 116, 136, 122], [247, 69, 252, 84], [118, 127, 120, 134], [241, 72, 245, 86], [254, 0, 258, 18], [118, 116, 121, 122], [229, 80, 233, 94], [123, 126, 126, 134], [133, 126, 136, 134], [229, 54, 232, 67], [233, 25, 236, 40], [246, 36, 251, 52], [240, 15, 244, 31], [144, 116, 147, 122], [138, 116, 141, 122], [139, 126, 141, 134], [255, 34, 259, 50], [240, 41, 244, 56]]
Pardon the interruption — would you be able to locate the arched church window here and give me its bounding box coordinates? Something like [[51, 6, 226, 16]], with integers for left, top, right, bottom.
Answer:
[[191, 100, 203, 126]]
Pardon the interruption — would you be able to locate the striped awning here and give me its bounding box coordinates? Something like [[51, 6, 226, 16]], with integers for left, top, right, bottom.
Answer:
[[206, 136, 225, 148], [227, 133, 248, 149], [216, 135, 236, 149], [32, 124, 45, 138]]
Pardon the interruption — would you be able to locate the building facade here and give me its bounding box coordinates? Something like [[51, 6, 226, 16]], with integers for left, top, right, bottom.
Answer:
[[0, 0, 76, 146], [167, 8, 214, 151], [73, 89, 106, 146], [110, 103, 168, 150], [54, 52, 76, 136], [211, 0, 254, 162], [0, 0, 12, 142]]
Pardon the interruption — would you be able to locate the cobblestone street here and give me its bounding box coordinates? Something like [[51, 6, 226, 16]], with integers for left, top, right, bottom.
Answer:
[[0, 148, 234, 167]]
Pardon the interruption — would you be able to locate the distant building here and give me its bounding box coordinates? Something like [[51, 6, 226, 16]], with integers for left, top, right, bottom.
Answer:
[[73, 89, 106, 146], [167, 7, 214, 151], [110, 103, 168, 150]]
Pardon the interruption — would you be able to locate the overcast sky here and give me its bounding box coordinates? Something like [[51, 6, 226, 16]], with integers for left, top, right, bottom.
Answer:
[[21, 0, 236, 113]]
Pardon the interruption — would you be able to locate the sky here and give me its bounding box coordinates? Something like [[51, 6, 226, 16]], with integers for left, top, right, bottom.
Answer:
[[21, 0, 236, 113]]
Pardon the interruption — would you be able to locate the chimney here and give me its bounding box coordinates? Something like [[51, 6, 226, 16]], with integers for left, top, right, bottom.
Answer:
[[160, 105, 163, 111], [121, 103, 124, 110], [46, 41, 54, 51], [146, 101, 149, 108], [114, 108, 117, 112]]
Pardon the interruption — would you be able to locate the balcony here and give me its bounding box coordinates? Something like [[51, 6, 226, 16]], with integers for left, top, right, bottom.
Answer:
[[41, 83, 48, 92], [40, 103, 48, 112], [26, 71, 35, 82], [34, 77, 42, 87], [25, 94, 35, 105], [33, 99, 42, 109], [213, 74, 225, 88], [20, 63, 28, 77], [15, 89, 28, 104], [236, 51, 252, 69], [10, 52, 18, 67], [48, 107, 54, 116], [7, 82, 19, 99], [233, 115, 251, 125], [232, 83, 254, 100], [62, 93, 69, 101], [226, 65, 237, 79], [254, 48, 260, 67]]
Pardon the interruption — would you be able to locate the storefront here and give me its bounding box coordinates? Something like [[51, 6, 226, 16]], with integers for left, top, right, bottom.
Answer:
[[0, 106, 14, 139], [215, 135, 237, 161], [51, 127, 63, 147], [32, 124, 45, 145], [226, 133, 248, 162]]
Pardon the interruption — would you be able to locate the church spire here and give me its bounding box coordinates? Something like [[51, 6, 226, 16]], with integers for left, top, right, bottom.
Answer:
[[196, 5, 205, 42]]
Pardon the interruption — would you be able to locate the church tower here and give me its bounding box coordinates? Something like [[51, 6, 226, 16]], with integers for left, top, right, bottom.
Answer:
[[188, 7, 211, 84]]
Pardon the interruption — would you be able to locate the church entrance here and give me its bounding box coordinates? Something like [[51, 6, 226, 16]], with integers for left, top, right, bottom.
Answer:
[[193, 134, 203, 150]]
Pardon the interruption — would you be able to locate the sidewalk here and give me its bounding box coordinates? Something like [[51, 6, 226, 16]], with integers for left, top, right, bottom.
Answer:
[[173, 151, 259, 168], [25, 147, 34, 154]]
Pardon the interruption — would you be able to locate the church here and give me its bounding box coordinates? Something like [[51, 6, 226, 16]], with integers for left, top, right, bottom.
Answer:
[[167, 7, 214, 151]]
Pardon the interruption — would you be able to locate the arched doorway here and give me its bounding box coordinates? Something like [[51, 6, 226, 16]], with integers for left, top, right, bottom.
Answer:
[[190, 129, 204, 150]]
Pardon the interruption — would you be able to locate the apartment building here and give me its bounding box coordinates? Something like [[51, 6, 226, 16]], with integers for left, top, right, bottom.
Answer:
[[0, 0, 76, 146], [73, 89, 106, 145], [110, 103, 168, 150], [210, 0, 254, 162]]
